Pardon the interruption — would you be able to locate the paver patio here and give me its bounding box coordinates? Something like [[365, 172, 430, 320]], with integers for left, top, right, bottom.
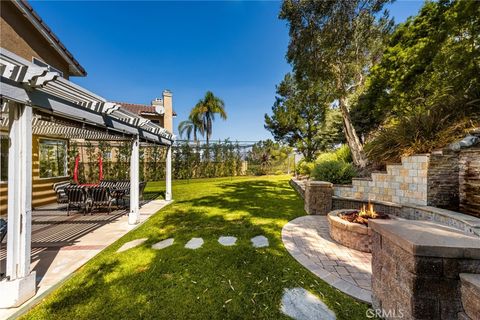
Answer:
[[282, 215, 372, 303]]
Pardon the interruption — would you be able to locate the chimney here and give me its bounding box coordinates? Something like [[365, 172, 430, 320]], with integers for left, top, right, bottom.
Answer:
[[162, 90, 173, 133]]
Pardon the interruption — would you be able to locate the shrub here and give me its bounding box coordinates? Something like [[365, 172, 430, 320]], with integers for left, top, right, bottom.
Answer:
[[333, 144, 353, 163], [310, 160, 357, 184], [315, 144, 352, 164], [296, 159, 315, 176], [364, 105, 479, 163]]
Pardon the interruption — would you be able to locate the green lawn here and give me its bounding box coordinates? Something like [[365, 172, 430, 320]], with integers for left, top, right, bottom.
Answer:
[[24, 175, 370, 319]]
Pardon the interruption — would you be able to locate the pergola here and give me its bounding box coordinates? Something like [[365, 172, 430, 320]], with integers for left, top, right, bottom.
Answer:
[[0, 48, 174, 307]]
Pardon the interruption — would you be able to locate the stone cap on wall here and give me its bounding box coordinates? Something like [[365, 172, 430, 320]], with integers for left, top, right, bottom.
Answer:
[[370, 219, 480, 259], [406, 204, 480, 228], [306, 181, 333, 187]]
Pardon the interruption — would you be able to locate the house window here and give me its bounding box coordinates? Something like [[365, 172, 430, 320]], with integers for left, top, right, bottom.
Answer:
[[32, 57, 64, 77], [0, 136, 7, 182], [39, 139, 67, 178]]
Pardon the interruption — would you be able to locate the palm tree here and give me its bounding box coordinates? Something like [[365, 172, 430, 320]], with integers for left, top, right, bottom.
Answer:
[[191, 91, 227, 145], [178, 114, 204, 142]]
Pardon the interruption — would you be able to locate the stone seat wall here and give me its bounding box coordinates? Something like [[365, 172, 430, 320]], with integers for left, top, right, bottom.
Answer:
[[291, 179, 480, 236], [370, 219, 480, 320]]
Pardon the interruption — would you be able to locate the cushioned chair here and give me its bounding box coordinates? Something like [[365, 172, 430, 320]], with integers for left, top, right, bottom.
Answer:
[[53, 181, 72, 204]]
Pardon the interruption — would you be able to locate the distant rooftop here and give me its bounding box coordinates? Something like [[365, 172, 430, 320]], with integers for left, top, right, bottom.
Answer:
[[116, 102, 177, 117]]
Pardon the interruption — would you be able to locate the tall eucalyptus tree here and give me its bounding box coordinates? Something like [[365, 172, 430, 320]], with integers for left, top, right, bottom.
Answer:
[[280, 0, 393, 167]]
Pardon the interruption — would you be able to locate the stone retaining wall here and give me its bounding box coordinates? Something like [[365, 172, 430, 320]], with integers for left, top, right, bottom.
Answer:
[[428, 149, 460, 210], [291, 179, 480, 236], [332, 149, 480, 217], [460, 148, 480, 218], [333, 155, 429, 206]]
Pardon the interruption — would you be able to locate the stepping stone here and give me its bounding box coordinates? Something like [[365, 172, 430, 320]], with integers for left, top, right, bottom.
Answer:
[[117, 238, 148, 253], [152, 238, 174, 250], [185, 237, 204, 249], [280, 287, 336, 320], [251, 235, 269, 248], [218, 236, 237, 246]]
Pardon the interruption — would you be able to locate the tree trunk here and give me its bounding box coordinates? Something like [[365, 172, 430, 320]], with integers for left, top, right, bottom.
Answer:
[[338, 97, 368, 168]]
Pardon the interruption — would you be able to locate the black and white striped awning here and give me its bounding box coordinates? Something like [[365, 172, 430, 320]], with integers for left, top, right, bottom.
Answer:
[[0, 48, 174, 145]]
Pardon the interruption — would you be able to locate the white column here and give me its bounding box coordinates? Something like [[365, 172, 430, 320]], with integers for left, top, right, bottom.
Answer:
[[0, 102, 36, 309], [165, 145, 172, 201], [128, 136, 140, 225]]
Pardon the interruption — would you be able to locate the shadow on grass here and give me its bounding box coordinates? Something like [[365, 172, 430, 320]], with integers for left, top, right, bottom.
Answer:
[[178, 179, 305, 222], [23, 177, 370, 320], [143, 191, 165, 201]]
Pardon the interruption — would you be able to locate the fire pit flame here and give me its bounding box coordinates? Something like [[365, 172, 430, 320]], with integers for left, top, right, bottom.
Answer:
[[358, 202, 378, 219], [339, 202, 388, 226]]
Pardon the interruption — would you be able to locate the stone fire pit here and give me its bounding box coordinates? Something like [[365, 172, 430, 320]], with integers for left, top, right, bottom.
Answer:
[[327, 209, 373, 252]]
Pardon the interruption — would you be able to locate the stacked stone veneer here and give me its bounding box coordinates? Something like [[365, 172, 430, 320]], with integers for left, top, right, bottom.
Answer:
[[460, 148, 480, 217], [327, 210, 372, 252], [304, 181, 333, 215], [292, 178, 480, 236], [371, 219, 480, 320], [334, 155, 429, 205], [428, 149, 460, 210]]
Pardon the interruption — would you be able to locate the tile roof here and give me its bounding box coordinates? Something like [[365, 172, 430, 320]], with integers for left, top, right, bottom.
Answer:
[[117, 102, 156, 115], [116, 102, 177, 116]]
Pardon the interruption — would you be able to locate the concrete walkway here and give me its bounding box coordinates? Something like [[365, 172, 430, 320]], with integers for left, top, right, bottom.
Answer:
[[282, 216, 372, 303], [0, 199, 171, 320]]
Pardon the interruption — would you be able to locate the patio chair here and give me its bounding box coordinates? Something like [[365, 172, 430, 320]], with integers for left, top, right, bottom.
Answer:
[[65, 185, 91, 215], [53, 181, 72, 204], [88, 186, 116, 214], [0, 218, 7, 243]]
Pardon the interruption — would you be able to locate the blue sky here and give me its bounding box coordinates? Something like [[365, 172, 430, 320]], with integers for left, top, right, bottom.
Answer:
[[31, 1, 425, 142]]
